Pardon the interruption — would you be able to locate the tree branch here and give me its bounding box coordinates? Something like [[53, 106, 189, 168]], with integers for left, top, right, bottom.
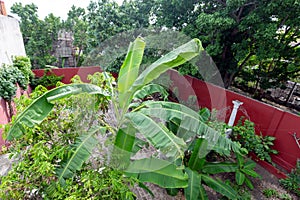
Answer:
[[237, 52, 254, 71], [214, 0, 226, 6]]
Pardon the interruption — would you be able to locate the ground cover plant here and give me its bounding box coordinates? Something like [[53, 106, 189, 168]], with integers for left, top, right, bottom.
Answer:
[[1, 37, 272, 199], [279, 160, 300, 197]]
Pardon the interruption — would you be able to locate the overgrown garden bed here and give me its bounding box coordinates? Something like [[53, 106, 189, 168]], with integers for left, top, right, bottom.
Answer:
[[0, 38, 299, 200]]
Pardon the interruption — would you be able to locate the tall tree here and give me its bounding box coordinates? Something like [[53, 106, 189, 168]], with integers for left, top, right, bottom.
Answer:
[[152, 0, 299, 88], [192, 0, 299, 88], [64, 6, 89, 67], [11, 3, 62, 68]]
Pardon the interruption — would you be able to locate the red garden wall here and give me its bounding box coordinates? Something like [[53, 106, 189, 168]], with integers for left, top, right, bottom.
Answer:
[[168, 70, 299, 174], [32, 66, 103, 84], [1, 67, 299, 176]]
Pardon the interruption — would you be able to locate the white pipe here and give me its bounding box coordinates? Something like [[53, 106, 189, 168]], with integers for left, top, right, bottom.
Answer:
[[225, 100, 243, 137]]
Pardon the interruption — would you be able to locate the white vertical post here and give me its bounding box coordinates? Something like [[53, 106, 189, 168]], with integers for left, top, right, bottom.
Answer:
[[225, 100, 243, 137]]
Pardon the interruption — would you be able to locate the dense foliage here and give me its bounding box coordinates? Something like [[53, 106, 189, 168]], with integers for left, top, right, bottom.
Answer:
[[231, 118, 278, 163], [0, 78, 136, 199], [1, 37, 270, 200], [11, 0, 299, 92], [0, 56, 31, 117], [280, 160, 300, 197], [30, 69, 64, 89]]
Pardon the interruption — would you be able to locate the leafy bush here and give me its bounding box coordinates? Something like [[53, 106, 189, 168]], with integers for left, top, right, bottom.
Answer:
[[30, 69, 64, 89], [0, 75, 136, 199], [12, 56, 34, 85], [231, 118, 278, 162], [279, 160, 300, 197], [2, 38, 259, 200], [0, 64, 27, 117]]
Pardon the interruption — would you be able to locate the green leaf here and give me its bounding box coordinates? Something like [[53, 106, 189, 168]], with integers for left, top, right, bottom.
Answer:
[[6, 83, 108, 140], [244, 160, 256, 170], [118, 37, 145, 108], [133, 83, 168, 101], [202, 162, 237, 174], [244, 177, 254, 190], [240, 168, 261, 178], [202, 174, 237, 200], [199, 108, 211, 122], [140, 101, 243, 155], [236, 153, 244, 167], [235, 170, 246, 185], [56, 126, 106, 186], [188, 138, 208, 171], [123, 39, 203, 110], [125, 158, 188, 188], [138, 182, 154, 197], [185, 168, 208, 200], [126, 112, 186, 158], [134, 39, 203, 87], [166, 188, 180, 196], [113, 125, 136, 168]]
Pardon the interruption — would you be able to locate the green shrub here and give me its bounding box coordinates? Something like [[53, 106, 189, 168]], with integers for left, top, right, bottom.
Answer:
[[0, 74, 135, 199], [279, 160, 300, 197], [232, 118, 278, 162], [30, 69, 64, 89]]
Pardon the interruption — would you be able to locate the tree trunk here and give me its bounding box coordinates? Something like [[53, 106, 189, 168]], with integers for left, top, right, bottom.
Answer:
[[223, 71, 236, 88], [7, 100, 14, 121], [75, 48, 82, 67]]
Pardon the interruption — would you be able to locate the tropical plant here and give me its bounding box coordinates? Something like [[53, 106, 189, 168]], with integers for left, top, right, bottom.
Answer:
[[4, 37, 246, 199], [0, 82, 137, 199]]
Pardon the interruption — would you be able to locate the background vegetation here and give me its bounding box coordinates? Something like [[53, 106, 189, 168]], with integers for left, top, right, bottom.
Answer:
[[11, 0, 299, 89]]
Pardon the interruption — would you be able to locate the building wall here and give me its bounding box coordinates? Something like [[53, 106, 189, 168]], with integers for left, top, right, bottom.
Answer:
[[0, 15, 26, 66]]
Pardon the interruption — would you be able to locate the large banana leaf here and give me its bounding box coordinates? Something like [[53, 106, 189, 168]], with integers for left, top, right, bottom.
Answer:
[[202, 162, 237, 174], [133, 39, 203, 87], [201, 174, 238, 200], [139, 101, 243, 155], [126, 112, 186, 158], [6, 84, 108, 140], [125, 158, 188, 188], [118, 37, 145, 108], [56, 126, 106, 186], [188, 138, 208, 171], [185, 168, 208, 200], [122, 39, 203, 110], [132, 83, 168, 101], [235, 170, 246, 186], [113, 125, 136, 169]]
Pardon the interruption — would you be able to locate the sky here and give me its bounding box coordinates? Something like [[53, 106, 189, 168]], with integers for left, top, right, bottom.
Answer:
[[4, 0, 123, 20]]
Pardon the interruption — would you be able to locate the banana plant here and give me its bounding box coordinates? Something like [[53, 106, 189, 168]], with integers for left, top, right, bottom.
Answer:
[[5, 37, 201, 189], [5, 37, 245, 199]]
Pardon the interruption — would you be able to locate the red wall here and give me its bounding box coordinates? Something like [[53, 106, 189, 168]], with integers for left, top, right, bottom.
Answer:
[[168, 70, 299, 172], [32, 66, 103, 84]]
